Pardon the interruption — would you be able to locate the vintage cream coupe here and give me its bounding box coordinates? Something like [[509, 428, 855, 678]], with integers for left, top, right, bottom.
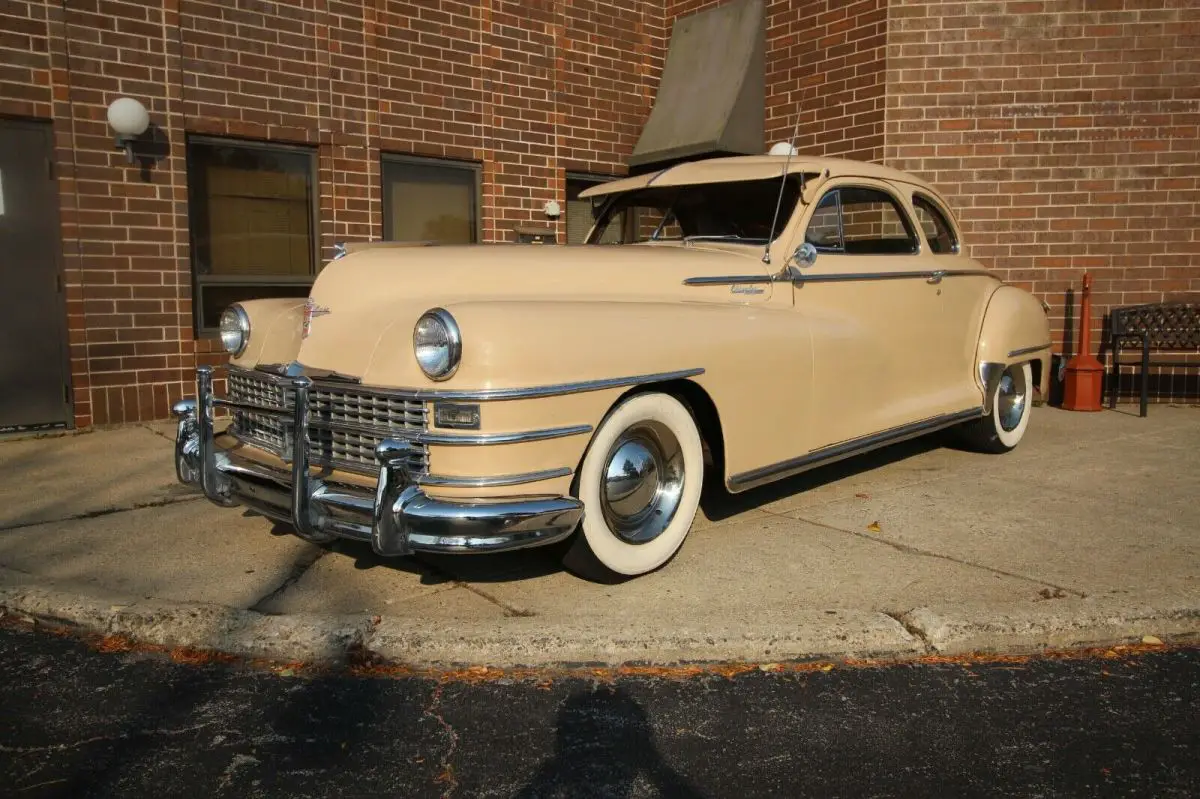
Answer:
[[173, 155, 1051, 581]]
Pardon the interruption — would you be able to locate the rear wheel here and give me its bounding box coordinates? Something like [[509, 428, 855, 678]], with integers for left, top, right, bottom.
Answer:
[[562, 392, 704, 583], [959, 362, 1032, 453]]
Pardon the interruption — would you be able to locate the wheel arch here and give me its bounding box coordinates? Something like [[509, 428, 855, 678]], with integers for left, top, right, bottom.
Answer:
[[574, 378, 726, 494]]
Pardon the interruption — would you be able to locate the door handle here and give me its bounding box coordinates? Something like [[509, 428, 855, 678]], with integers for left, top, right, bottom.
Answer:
[[927, 270, 945, 285]]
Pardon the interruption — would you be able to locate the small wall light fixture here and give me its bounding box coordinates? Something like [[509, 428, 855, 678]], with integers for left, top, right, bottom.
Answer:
[[106, 97, 151, 164]]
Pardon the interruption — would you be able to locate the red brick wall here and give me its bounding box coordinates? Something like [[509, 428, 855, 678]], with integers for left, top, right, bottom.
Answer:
[[4, 0, 1197, 425], [883, 0, 1200, 379], [4, 0, 661, 427]]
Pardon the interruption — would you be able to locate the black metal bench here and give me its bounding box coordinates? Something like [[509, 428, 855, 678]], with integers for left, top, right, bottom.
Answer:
[[1108, 302, 1200, 417]]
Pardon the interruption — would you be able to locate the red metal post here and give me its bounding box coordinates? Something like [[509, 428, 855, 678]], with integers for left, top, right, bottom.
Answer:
[[1061, 272, 1104, 411]]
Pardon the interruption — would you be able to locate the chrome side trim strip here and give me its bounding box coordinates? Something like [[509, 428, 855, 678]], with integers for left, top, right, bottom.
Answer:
[[727, 407, 984, 493], [1008, 342, 1052, 358], [234, 365, 704, 402], [417, 467, 573, 488], [791, 269, 994, 285], [306, 419, 592, 446], [682, 275, 774, 286]]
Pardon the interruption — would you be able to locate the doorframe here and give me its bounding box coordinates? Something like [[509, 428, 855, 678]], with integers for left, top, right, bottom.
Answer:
[[0, 116, 73, 431]]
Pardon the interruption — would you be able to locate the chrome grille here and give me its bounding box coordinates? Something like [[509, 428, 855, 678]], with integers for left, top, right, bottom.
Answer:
[[227, 369, 428, 476]]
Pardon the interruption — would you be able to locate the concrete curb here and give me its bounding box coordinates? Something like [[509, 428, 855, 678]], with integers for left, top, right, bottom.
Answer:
[[2, 581, 1197, 667], [899, 594, 1200, 655], [0, 582, 922, 666]]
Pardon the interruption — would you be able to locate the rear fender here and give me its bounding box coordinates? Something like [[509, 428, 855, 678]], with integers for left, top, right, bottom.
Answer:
[[975, 285, 1053, 404]]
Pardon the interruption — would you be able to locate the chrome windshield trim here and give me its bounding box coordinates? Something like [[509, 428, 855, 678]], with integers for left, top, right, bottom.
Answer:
[[307, 419, 592, 446], [728, 407, 984, 493], [417, 467, 573, 488], [231, 365, 704, 402], [1008, 342, 1052, 358], [682, 275, 774, 286]]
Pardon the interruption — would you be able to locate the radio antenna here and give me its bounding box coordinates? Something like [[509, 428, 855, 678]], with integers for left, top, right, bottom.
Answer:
[[762, 107, 803, 265]]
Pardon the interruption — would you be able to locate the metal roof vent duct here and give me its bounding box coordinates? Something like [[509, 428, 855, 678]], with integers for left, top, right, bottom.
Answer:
[[629, 0, 765, 174]]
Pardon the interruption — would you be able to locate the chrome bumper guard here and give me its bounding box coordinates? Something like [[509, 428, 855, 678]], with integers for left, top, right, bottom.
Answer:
[[172, 367, 583, 555]]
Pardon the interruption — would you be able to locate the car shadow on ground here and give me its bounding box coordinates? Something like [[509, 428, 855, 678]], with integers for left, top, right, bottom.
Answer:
[[257, 432, 958, 586], [699, 432, 949, 523]]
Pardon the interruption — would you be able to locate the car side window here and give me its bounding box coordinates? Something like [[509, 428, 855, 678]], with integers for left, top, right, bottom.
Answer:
[[804, 187, 919, 255], [911, 194, 959, 254], [804, 191, 842, 250]]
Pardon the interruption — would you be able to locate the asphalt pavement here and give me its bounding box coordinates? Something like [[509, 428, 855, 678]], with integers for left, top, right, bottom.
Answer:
[[2, 622, 1196, 798]]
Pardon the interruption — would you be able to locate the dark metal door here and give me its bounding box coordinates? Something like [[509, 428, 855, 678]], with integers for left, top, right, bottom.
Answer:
[[0, 120, 70, 433]]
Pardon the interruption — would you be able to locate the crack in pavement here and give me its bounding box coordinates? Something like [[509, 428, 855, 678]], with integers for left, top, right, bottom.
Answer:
[[423, 683, 460, 798], [248, 545, 329, 614], [412, 557, 536, 618], [770, 509, 1087, 598], [882, 609, 934, 653], [138, 423, 175, 443], [0, 494, 206, 534], [0, 721, 216, 755]]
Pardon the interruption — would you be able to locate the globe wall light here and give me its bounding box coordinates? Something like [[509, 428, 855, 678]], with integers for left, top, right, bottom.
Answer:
[[106, 97, 151, 164]]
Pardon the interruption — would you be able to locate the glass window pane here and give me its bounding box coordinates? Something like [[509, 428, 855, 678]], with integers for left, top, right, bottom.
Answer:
[[383, 160, 477, 244], [805, 191, 841, 249], [188, 141, 315, 278], [912, 194, 958, 254], [586, 176, 803, 245], [838, 187, 918, 255], [567, 176, 624, 245]]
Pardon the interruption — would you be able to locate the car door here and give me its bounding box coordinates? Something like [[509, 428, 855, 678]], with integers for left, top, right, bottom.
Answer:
[[906, 189, 996, 414], [790, 180, 944, 449]]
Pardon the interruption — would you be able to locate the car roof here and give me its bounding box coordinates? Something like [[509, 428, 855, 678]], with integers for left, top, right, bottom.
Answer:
[[578, 155, 938, 199]]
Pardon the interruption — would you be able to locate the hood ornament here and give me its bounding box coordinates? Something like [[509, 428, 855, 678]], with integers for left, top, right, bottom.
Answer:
[[302, 299, 330, 340]]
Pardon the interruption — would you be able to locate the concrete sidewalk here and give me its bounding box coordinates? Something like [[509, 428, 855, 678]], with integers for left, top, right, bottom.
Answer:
[[0, 407, 1196, 666]]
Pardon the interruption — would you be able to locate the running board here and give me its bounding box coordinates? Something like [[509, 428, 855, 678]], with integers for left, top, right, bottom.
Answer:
[[726, 407, 985, 493]]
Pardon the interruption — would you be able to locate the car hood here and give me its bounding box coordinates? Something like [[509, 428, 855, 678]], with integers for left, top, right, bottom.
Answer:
[[296, 243, 772, 380]]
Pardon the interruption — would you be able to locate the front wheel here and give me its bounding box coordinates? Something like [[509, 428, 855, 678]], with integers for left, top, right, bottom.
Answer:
[[561, 392, 704, 583], [958, 362, 1033, 453]]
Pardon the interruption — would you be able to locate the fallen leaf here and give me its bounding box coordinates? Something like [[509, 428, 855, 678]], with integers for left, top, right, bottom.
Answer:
[[1141, 635, 1163, 645], [758, 663, 780, 672], [278, 668, 295, 678], [820, 664, 834, 672], [855, 493, 870, 499], [866, 521, 882, 532]]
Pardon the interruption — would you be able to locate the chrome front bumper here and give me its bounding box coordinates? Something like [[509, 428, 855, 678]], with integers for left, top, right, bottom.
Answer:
[[172, 366, 583, 555]]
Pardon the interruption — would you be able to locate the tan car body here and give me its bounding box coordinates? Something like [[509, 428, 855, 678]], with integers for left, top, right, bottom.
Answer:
[[222, 156, 1051, 504]]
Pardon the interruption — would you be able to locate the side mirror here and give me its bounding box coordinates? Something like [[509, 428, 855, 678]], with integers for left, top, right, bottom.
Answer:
[[793, 241, 818, 268]]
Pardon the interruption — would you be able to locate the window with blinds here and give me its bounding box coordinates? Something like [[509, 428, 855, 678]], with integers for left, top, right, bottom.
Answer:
[[186, 138, 317, 333], [383, 156, 480, 245]]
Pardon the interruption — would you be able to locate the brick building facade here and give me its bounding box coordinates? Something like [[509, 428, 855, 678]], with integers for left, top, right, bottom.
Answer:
[[0, 0, 1196, 430]]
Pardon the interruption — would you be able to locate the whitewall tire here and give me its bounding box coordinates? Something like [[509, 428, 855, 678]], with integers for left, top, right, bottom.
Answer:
[[960, 362, 1033, 453], [561, 392, 704, 582]]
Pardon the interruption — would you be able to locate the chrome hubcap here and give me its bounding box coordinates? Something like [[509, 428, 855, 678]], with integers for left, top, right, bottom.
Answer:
[[997, 367, 1028, 432], [600, 422, 685, 544]]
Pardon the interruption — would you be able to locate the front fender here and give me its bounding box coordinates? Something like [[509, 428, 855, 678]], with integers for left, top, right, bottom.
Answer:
[[359, 298, 812, 489], [975, 285, 1053, 398], [229, 298, 306, 369]]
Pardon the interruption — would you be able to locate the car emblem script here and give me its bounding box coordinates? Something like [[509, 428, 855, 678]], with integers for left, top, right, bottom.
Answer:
[[302, 299, 331, 339]]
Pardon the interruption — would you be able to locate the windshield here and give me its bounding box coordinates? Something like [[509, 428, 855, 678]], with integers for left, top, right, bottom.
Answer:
[[585, 175, 804, 245]]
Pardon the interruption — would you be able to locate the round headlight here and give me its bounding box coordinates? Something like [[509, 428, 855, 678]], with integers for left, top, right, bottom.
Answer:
[[413, 308, 461, 381], [219, 304, 250, 356]]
